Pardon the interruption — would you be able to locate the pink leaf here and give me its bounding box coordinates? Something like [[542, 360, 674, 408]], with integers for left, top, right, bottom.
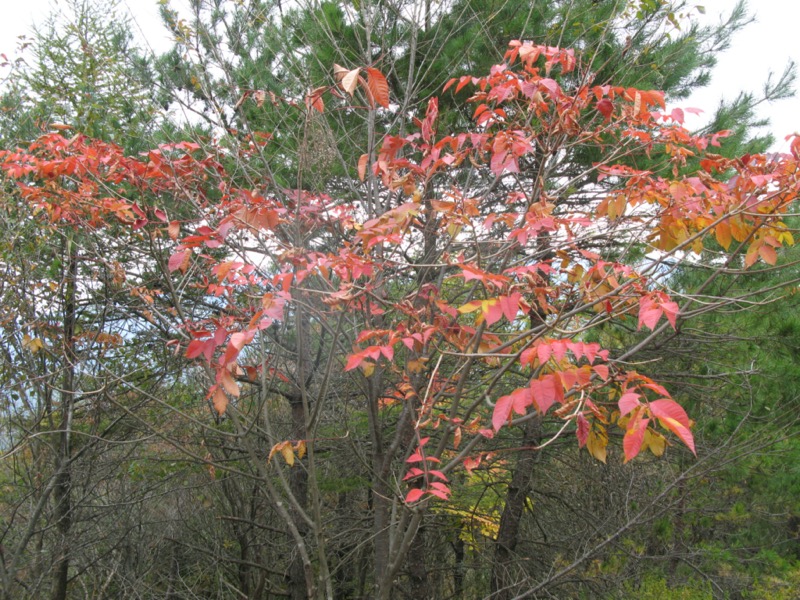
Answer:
[[530, 376, 557, 414], [649, 399, 690, 427], [168, 249, 189, 273], [405, 488, 424, 504], [498, 292, 521, 322], [592, 364, 610, 381], [344, 351, 364, 372], [537, 344, 552, 365], [427, 487, 450, 500], [660, 301, 679, 329], [619, 392, 641, 417], [638, 297, 662, 330], [576, 413, 590, 448], [406, 451, 423, 463], [403, 468, 424, 480], [492, 394, 514, 431], [623, 418, 648, 463], [186, 339, 208, 359], [428, 470, 449, 482]]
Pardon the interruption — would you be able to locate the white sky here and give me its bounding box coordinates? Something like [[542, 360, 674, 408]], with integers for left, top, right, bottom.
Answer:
[[0, 0, 798, 150]]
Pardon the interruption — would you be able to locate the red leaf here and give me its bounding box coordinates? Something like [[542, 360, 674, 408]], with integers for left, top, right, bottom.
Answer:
[[592, 364, 610, 381], [493, 387, 532, 431], [661, 301, 679, 329], [537, 344, 552, 365], [498, 292, 521, 322], [403, 468, 424, 480], [520, 347, 537, 367], [427, 470, 449, 482], [530, 376, 556, 414], [186, 339, 208, 359], [492, 394, 514, 432], [305, 86, 325, 113], [619, 392, 641, 417], [168, 249, 189, 273], [759, 244, 778, 265], [576, 413, 590, 447], [427, 487, 450, 500], [638, 296, 662, 330], [222, 330, 255, 365], [380, 344, 394, 361], [649, 398, 697, 456], [484, 300, 504, 326], [405, 488, 424, 504], [406, 451, 423, 463], [547, 340, 566, 363], [596, 98, 613, 119], [623, 418, 648, 463], [230, 330, 254, 351], [429, 481, 451, 496], [345, 351, 365, 372], [649, 398, 690, 427], [657, 417, 696, 455]]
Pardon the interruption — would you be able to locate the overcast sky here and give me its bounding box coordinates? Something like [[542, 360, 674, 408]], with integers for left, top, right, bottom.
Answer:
[[1, 0, 798, 150]]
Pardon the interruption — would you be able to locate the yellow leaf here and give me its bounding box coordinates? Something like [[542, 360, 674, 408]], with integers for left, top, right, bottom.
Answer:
[[294, 440, 306, 460], [586, 427, 608, 463], [567, 264, 585, 284], [22, 334, 44, 353], [645, 429, 666, 457], [457, 300, 484, 314], [280, 443, 295, 467], [407, 359, 426, 373], [777, 229, 794, 246], [361, 362, 375, 377]]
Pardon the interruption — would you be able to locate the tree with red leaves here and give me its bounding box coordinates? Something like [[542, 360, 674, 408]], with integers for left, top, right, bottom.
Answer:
[[2, 37, 799, 599]]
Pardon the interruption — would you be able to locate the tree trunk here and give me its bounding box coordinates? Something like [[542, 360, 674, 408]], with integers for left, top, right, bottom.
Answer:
[[51, 236, 76, 600], [490, 416, 541, 599]]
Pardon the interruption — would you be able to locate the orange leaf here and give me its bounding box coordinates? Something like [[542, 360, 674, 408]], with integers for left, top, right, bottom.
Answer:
[[305, 86, 326, 113], [218, 368, 240, 398], [364, 67, 390, 108], [357, 153, 369, 182], [212, 387, 228, 415], [715, 220, 732, 250], [759, 243, 777, 265], [280, 443, 295, 466]]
